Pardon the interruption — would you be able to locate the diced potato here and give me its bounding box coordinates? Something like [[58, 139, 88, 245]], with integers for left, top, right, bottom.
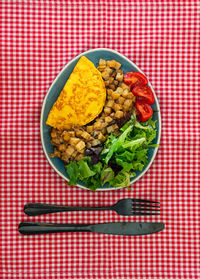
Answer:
[[86, 142, 92, 148], [99, 59, 106, 66], [51, 129, 58, 138], [50, 149, 61, 158], [65, 146, 75, 156], [106, 100, 114, 108], [101, 71, 110, 80], [120, 82, 130, 90], [102, 127, 107, 134], [123, 99, 133, 111], [75, 129, 83, 137], [86, 126, 94, 133], [115, 110, 124, 119], [112, 124, 119, 130], [100, 113, 105, 119], [81, 131, 91, 140], [107, 89, 113, 95], [51, 138, 60, 146], [113, 130, 121, 137], [107, 126, 115, 133], [118, 96, 125, 104], [93, 121, 102, 130], [122, 89, 129, 98], [92, 130, 101, 138], [91, 139, 101, 146], [55, 129, 62, 135], [76, 141, 86, 152], [109, 84, 116, 90], [69, 137, 80, 146], [62, 131, 70, 141], [115, 87, 123, 94], [58, 144, 67, 152], [79, 148, 85, 153], [97, 66, 106, 72], [124, 99, 133, 107], [104, 66, 113, 75], [107, 60, 121, 69], [75, 154, 84, 161], [127, 92, 134, 99], [98, 133, 106, 142], [105, 116, 113, 123], [61, 154, 70, 163], [114, 80, 119, 86], [109, 77, 114, 83], [111, 71, 117, 78], [113, 103, 122, 112], [71, 151, 78, 158], [112, 91, 120, 99], [115, 73, 123, 81], [104, 80, 110, 86], [104, 106, 112, 114], [68, 131, 75, 137]]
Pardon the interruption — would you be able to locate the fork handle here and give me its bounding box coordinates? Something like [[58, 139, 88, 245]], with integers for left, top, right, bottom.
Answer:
[[19, 222, 92, 235], [24, 203, 111, 216]]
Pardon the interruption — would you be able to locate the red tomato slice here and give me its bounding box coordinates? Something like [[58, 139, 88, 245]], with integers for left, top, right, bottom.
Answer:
[[132, 84, 154, 104], [135, 102, 153, 122], [124, 71, 148, 88]]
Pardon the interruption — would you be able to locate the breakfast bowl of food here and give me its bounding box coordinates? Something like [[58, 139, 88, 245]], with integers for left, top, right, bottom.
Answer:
[[41, 48, 161, 191]]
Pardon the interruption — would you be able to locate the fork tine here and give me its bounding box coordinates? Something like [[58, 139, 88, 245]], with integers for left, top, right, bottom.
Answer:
[[132, 199, 160, 204], [131, 212, 160, 216], [132, 208, 160, 212], [132, 204, 160, 208]]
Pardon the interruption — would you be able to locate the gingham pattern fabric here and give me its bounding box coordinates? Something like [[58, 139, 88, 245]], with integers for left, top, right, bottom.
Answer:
[[0, 0, 199, 278]]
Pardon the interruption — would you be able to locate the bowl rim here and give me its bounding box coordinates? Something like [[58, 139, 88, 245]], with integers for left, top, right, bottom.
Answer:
[[40, 47, 161, 191]]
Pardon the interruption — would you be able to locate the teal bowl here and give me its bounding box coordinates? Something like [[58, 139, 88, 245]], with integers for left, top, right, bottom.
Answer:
[[40, 48, 161, 191]]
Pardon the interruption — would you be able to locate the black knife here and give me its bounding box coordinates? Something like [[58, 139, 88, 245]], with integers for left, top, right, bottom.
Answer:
[[18, 222, 164, 236]]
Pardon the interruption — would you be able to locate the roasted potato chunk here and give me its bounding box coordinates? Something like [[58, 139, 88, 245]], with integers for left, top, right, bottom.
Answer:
[[115, 72, 123, 81], [115, 111, 124, 119], [76, 141, 86, 152], [65, 146, 75, 156], [81, 131, 91, 140], [107, 60, 121, 69], [69, 137, 80, 146]]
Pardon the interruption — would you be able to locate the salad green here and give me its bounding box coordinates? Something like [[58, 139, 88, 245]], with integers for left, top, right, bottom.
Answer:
[[66, 115, 158, 191]]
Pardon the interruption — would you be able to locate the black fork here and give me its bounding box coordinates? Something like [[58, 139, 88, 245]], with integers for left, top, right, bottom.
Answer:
[[24, 199, 160, 216]]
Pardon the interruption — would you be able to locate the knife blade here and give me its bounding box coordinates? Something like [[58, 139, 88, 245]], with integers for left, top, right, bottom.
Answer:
[[18, 222, 164, 236]]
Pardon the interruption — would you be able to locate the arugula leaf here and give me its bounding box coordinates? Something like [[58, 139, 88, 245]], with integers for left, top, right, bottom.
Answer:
[[101, 167, 114, 184]]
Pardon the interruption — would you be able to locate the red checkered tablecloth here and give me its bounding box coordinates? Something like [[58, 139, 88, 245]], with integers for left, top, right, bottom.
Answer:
[[0, 0, 200, 278]]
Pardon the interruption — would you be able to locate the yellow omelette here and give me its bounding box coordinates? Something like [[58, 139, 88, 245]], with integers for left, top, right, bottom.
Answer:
[[46, 56, 106, 130]]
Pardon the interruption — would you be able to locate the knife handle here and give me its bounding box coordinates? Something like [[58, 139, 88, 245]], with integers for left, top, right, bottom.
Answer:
[[18, 222, 92, 235], [24, 203, 111, 216]]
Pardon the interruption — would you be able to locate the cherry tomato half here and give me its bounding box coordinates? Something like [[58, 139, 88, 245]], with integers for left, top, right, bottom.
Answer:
[[135, 102, 153, 122], [124, 71, 148, 88], [132, 84, 154, 104]]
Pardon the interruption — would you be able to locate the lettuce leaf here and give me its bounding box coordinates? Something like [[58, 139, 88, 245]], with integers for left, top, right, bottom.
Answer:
[[66, 117, 157, 190]]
